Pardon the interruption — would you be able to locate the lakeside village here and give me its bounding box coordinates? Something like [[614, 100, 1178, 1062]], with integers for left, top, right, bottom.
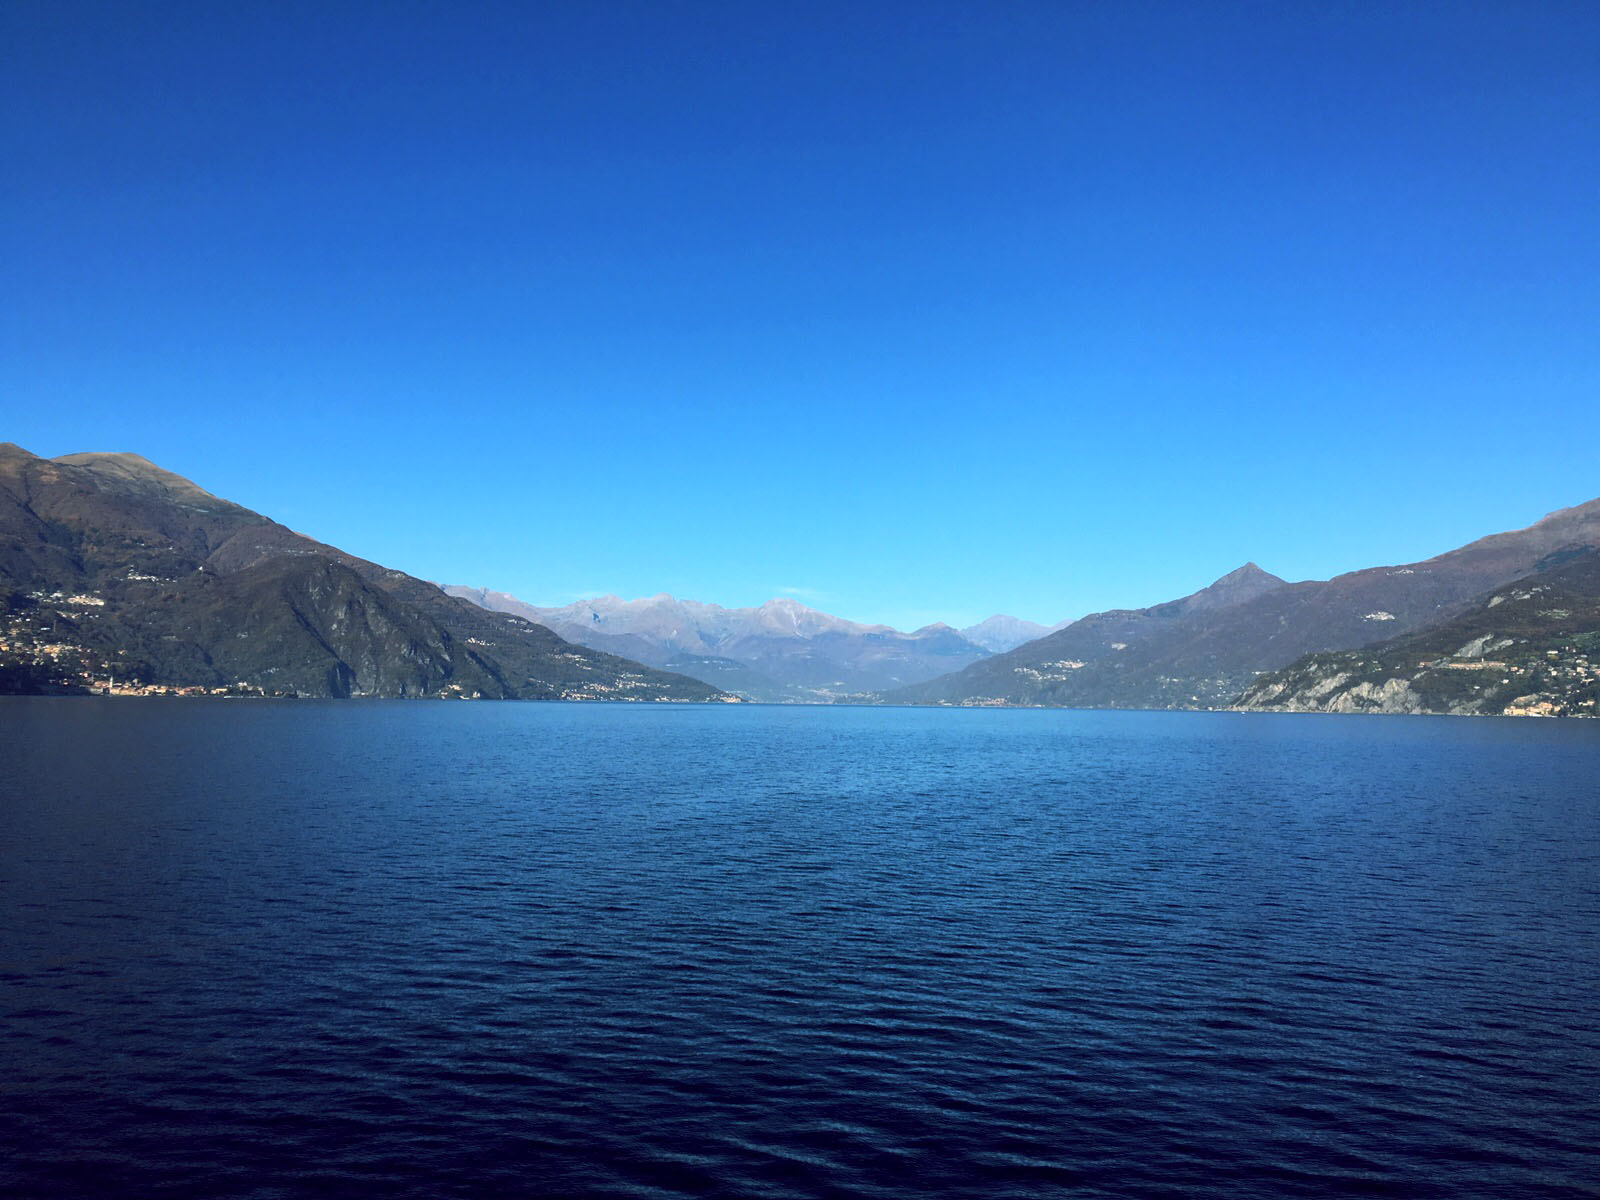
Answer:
[[1414, 642, 1600, 717], [1, 592, 284, 697], [0, 589, 451, 698]]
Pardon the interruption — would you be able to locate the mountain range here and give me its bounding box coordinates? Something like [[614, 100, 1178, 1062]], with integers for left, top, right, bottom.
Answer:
[[0, 443, 724, 701], [440, 588, 1015, 701], [5, 441, 1597, 715], [887, 499, 1600, 710]]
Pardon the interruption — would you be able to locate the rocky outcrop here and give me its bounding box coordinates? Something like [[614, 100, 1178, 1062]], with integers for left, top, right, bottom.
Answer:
[[1237, 669, 1441, 714]]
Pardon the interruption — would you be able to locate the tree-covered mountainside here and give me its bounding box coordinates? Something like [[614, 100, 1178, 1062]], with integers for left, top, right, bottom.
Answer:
[[887, 496, 1600, 710], [1234, 549, 1600, 716], [0, 443, 726, 701]]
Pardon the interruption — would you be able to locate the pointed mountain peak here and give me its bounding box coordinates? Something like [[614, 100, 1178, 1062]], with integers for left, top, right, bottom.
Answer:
[[1172, 562, 1288, 616], [1211, 562, 1282, 587]]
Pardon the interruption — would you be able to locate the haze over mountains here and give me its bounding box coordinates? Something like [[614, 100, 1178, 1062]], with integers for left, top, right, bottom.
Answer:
[[441, 588, 1018, 701], [959, 614, 1066, 653], [0, 443, 723, 701]]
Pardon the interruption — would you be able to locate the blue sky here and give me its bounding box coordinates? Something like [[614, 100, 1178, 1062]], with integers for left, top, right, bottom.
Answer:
[[5, 2, 1597, 629]]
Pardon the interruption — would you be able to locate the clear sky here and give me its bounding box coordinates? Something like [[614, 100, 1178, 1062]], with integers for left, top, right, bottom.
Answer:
[[4, 2, 1597, 630]]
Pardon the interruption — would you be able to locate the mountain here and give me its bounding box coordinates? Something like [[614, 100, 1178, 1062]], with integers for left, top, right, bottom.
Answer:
[[959, 614, 1064, 653], [888, 497, 1600, 708], [1234, 548, 1600, 717], [442, 588, 992, 700], [885, 563, 1289, 707], [0, 443, 725, 701]]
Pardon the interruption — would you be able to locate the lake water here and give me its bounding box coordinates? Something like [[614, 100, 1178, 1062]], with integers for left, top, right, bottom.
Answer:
[[2, 700, 1598, 1198]]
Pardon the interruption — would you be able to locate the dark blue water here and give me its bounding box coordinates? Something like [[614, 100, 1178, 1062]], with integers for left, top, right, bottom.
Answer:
[[3, 700, 1598, 1198]]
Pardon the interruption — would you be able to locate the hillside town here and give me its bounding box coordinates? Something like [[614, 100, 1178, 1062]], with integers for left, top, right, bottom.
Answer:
[[2, 594, 277, 696]]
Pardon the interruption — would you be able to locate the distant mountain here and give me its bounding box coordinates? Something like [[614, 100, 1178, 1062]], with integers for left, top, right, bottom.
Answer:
[[1235, 548, 1600, 717], [959, 614, 1065, 653], [0, 443, 725, 701], [443, 588, 992, 700], [889, 499, 1600, 709]]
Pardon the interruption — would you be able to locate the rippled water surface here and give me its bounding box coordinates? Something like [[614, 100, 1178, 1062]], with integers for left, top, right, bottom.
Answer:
[[3, 700, 1598, 1198]]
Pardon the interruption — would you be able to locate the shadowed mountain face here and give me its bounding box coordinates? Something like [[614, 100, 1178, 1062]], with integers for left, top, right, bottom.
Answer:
[[0, 443, 724, 701], [889, 501, 1600, 708], [443, 588, 993, 700], [1236, 548, 1600, 716]]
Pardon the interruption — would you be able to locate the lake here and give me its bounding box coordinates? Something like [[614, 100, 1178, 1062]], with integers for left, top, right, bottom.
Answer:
[[2, 700, 1597, 1198]]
